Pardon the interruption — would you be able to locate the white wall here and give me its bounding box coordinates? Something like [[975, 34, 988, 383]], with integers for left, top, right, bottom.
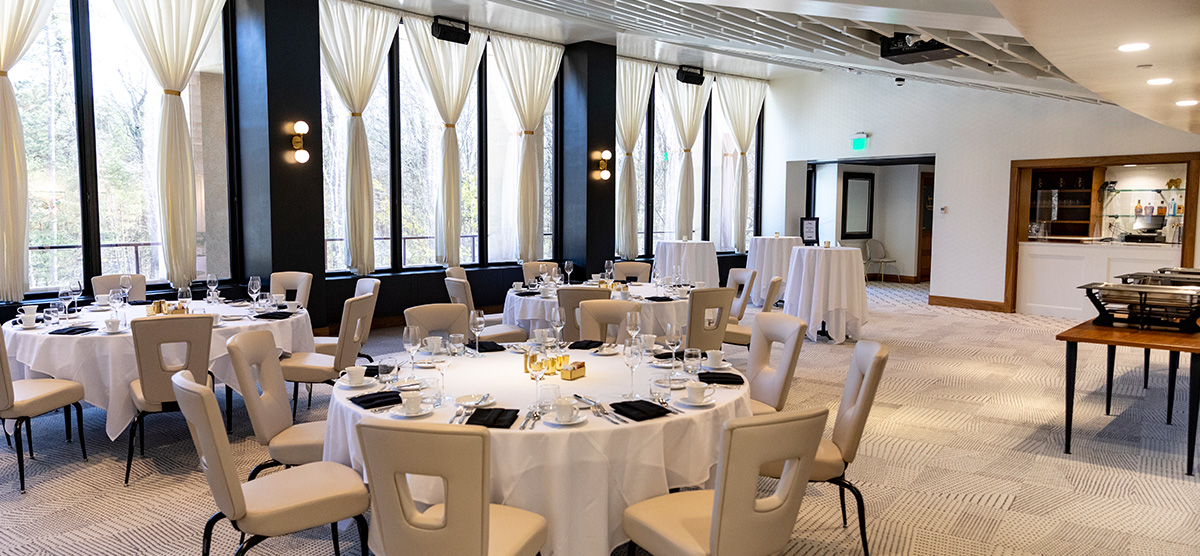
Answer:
[[813, 163, 839, 244], [762, 70, 1200, 303]]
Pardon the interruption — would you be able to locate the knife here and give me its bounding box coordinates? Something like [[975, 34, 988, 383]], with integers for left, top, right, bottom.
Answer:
[[574, 394, 600, 406], [519, 410, 535, 430]]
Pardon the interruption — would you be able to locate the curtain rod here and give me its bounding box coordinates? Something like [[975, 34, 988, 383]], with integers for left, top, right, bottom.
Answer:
[[617, 55, 767, 84], [342, 0, 563, 49]]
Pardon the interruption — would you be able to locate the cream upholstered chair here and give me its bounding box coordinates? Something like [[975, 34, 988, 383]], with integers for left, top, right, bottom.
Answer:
[[445, 278, 526, 342], [91, 273, 147, 301], [171, 371, 369, 556], [613, 261, 651, 282], [315, 278, 380, 360], [0, 334, 86, 493], [404, 303, 469, 340], [356, 419, 547, 556], [269, 271, 313, 308], [579, 299, 639, 344], [685, 288, 735, 351], [623, 408, 828, 556], [725, 268, 756, 325], [446, 266, 467, 280], [228, 330, 326, 481], [724, 277, 783, 346], [521, 261, 557, 283], [280, 293, 374, 417], [126, 314, 214, 485], [763, 340, 888, 556], [742, 313, 807, 415], [557, 287, 612, 342]]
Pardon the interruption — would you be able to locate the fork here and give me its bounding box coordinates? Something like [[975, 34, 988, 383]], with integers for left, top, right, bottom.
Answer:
[[653, 395, 683, 414], [459, 406, 477, 424], [599, 404, 630, 424], [529, 410, 541, 429], [449, 406, 464, 423]]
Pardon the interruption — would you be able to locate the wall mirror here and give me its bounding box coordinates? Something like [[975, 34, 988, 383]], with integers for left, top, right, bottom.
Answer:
[[841, 172, 874, 239]]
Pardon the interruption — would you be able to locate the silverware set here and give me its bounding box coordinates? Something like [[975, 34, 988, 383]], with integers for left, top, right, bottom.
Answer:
[[573, 394, 634, 424], [519, 409, 540, 429]]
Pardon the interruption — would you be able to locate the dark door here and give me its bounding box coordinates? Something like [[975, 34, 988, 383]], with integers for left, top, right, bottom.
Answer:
[[918, 172, 935, 281]]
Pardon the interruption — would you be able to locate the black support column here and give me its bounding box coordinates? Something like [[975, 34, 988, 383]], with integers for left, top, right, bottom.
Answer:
[[231, 0, 326, 326], [560, 41, 616, 277]]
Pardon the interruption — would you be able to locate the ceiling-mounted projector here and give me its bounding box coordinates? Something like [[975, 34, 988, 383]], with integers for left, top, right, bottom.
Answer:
[[880, 33, 964, 65], [676, 65, 704, 85], [431, 16, 470, 45]]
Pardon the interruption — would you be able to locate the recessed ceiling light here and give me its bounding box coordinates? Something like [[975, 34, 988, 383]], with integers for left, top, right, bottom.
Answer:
[[1177, 100, 1199, 107], [1124, 164, 1136, 167], [1147, 78, 1173, 85], [1118, 43, 1150, 52]]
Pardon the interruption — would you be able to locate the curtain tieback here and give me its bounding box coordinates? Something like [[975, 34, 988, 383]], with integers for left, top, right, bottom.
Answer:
[[740, 151, 746, 155], [0, 71, 7, 77], [164, 89, 181, 96], [624, 152, 633, 156], [683, 149, 691, 153], [523, 130, 534, 135], [350, 112, 362, 117], [444, 123, 455, 128]]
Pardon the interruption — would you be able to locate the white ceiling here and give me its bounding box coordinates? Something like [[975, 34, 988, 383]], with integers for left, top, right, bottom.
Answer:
[[990, 0, 1200, 134], [375, 0, 1110, 103]]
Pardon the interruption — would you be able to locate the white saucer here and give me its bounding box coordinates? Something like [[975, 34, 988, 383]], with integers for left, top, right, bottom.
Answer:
[[19, 323, 44, 330], [702, 361, 733, 370], [86, 304, 109, 311], [545, 412, 587, 426], [102, 328, 127, 335], [390, 403, 434, 418], [650, 360, 680, 369], [676, 396, 716, 408], [336, 376, 379, 389], [538, 294, 555, 299], [229, 301, 250, 308], [590, 348, 619, 356], [211, 321, 225, 329], [221, 314, 246, 321], [455, 394, 496, 407], [414, 359, 448, 369], [652, 377, 688, 390]]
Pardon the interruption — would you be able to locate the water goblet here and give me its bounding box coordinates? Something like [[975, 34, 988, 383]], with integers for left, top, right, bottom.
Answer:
[[469, 310, 486, 357], [664, 322, 683, 368], [119, 274, 133, 298], [564, 260, 574, 284], [449, 333, 466, 357], [625, 310, 640, 343], [403, 325, 422, 375], [623, 339, 643, 399]]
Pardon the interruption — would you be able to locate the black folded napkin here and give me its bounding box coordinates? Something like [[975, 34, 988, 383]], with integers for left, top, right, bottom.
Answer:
[[513, 291, 539, 297], [698, 372, 744, 385], [348, 391, 401, 410], [254, 311, 294, 320], [128, 300, 153, 306], [569, 340, 604, 350], [465, 408, 520, 428], [224, 298, 251, 304], [468, 340, 505, 353], [654, 351, 684, 360], [48, 326, 96, 336], [609, 400, 671, 422], [623, 277, 639, 284], [362, 364, 379, 377], [671, 283, 691, 288], [644, 296, 675, 302]]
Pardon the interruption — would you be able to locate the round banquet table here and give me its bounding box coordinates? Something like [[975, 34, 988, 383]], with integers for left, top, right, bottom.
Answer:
[[502, 283, 688, 337], [781, 246, 868, 344], [653, 240, 720, 288], [323, 349, 752, 556], [2, 301, 315, 440], [745, 235, 808, 306]]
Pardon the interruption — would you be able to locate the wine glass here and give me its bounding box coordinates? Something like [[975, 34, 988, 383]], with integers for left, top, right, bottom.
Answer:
[[248, 275, 262, 306], [177, 287, 192, 307], [604, 259, 615, 280], [403, 326, 422, 375], [58, 285, 72, 316], [469, 310, 486, 357], [206, 274, 219, 302], [653, 269, 666, 297], [622, 339, 643, 399], [665, 322, 683, 369], [69, 280, 82, 314], [538, 263, 548, 284], [625, 310, 640, 344], [564, 260, 574, 284], [550, 307, 566, 349], [528, 350, 545, 408]]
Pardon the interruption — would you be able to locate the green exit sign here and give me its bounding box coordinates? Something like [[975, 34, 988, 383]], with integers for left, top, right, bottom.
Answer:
[[850, 132, 868, 151]]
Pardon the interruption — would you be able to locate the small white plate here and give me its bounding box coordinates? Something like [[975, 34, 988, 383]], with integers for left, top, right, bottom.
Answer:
[[650, 361, 680, 369], [545, 412, 587, 426], [389, 403, 434, 418], [102, 328, 127, 335], [507, 344, 530, 354], [221, 314, 246, 321], [86, 304, 109, 311], [590, 347, 619, 356], [19, 323, 45, 331], [414, 359, 448, 369], [455, 394, 496, 407], [211, 321, 225, 329], [229, 301, 250, 308], [676, 396, 716, 408], [702, 361, 733, 370], [335, 376, 379, 389], [652, 377, 688, 390]]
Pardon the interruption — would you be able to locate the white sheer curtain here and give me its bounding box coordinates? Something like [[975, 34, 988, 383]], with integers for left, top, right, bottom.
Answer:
[[492, 35, 562, 263], [715, 75, 766, 253], [0, 0, 53, 301], [656, 67, 712, 240], [319, 0, 398, 275], [403, 16, 486, 267], [615, 59, 655, 259], [714, 133, 738, 251], [112, 0, 225, 287]]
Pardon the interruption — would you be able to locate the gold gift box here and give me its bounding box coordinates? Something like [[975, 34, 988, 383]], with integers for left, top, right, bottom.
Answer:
[[560, 361, 585, 381]]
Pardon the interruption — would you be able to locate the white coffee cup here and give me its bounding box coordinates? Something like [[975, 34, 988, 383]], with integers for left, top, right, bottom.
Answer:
[[512, 281, 523, 291], [555, 397, 579, 423], [96, 294, 110, 306], [685, 380, 716, 403], [17, 306, 35, 316], [272, 293, 285, 305], [210, 314, 221, 327], [534, 328, 551, 344], [104, 318, 121, 333], [401, 391, 423, 414], [617, 290, 630, 300], [340, 365, 366, 386], [705, 350, 724, 367], [285, 301, 299, 313], [421, 336, 443, 354], [639, 333, 656, 352], [20, 313, 37, 328], [539, 284, 551, 297]]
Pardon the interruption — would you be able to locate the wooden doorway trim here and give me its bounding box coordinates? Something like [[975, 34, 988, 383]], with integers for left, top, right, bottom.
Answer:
[[917, 171, 934, 282], [1004, 151, 1200, 313]]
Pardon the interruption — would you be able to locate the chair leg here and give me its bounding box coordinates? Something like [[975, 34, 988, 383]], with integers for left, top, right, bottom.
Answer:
[[1144, 348, 1151, 390], [626, 541, 638, 556], [234, 534, 268, 556], [331, 521, 340, 556], [25, 418, 32, 459], [830, 477, 869, 556], [306, 383, 312, 409], [202, 512, 226, 556], [14, 418, 26, 493], [138, 412, 145, 456], [839, 483, 848, 527], [353, 514, 369, 556], [292, 382, 299, 419], [74, 403, 87, 460], [125, 412, 142, 485], [248, 459, 283, 481], [2, 418, 8, 447], [226, 385, 234, 434], [359, 352, 374, 363], [64, 404, 72, 443]]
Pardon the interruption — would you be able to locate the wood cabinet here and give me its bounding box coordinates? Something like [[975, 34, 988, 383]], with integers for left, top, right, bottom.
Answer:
[[1028, 167, 1104, 238]]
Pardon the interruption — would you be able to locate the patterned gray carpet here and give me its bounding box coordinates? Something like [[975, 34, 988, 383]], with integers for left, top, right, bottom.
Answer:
[[2, 282, 1198, 555]]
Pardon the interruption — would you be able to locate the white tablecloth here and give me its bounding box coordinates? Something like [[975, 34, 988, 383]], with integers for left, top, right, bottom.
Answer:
[[324, 350, 752, 556], [502, 283, 688, 338], [745, 236, 808, 306], [2, 301, 315, 440], [781, 246, 868, 344], [654, 240, 720, 288]]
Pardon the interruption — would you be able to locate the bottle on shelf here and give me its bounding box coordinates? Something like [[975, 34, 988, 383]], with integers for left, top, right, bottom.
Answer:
[[1170, 196, 1178, 216], [1134, 199, 1143, 216]]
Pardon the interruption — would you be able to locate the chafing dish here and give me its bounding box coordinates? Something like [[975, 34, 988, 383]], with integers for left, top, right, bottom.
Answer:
[[1079, 281, 1200, 332]]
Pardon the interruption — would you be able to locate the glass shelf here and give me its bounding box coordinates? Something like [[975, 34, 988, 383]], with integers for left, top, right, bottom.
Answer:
[[1104, 214, 1183, 217], [1109, 188, 1186, 192]]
